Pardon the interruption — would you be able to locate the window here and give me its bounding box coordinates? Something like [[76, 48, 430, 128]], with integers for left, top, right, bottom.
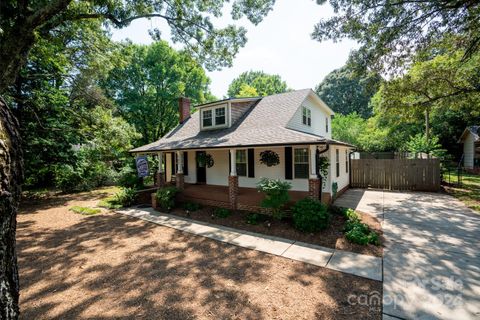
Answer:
[[294, 148, 309, 179], [236, 149, 247, 176], [345, 150, 349, 173], [202, 106, 227, 129], [336, 149, 339, 177], [202, 109, 212, 127], [326, 117, 329, 133], [215, 107, 226, 125], [302, 107, 311, 126]]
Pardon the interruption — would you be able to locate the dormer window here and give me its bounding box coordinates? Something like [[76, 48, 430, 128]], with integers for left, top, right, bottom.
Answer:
[[201, 104, 228, 130], [302, 107, 311, 126]]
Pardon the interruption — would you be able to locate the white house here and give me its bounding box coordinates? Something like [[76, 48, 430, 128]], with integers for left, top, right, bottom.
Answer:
[[130, 89, 354, 211], [459, 126, 480, 171]]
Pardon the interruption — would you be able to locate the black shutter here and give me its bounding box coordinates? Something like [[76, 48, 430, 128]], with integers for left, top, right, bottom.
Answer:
[[285, 147, 293, 180], [248, 148, 255, 178], [228, 151, 231, 174], [171, 152, 176, 175], [183, 151, 188, 175]]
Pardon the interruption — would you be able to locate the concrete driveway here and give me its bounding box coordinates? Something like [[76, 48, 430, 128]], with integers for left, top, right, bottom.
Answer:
[[335, 189, 480, 320]]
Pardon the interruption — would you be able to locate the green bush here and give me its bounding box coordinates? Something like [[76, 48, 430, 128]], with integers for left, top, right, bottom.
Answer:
[[156, 186, 178, 211], [246, 213, 262, 225], [54, 164, 85, 193], [183, 201, 202, 212], [117, 166, 143, 189], [342, 208, 379, 245], [113, 188, 137, 207], [214, 207, 231, 218], [256, 177, 291, 220], [69, 206, 101, 215], [292, 198, 331, 232]]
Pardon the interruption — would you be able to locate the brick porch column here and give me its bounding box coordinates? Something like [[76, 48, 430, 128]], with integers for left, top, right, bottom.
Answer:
[[308, 178, 320, 201], [229, 149, 238, 210], [176, 151, 184, 190]]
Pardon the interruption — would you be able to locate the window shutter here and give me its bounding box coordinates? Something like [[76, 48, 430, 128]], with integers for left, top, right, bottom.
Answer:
[[171, 153, 176, 175], [183, 151, 188, 175], [248, 148, 255, 178], [228, 151, 231, 175], [285, 147, 292, 180]]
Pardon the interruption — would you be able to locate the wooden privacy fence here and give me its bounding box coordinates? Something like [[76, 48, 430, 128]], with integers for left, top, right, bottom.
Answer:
[[351, 159, 441, 191]]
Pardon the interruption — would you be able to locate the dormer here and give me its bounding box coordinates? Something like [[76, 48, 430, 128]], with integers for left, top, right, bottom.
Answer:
[[198, 97, 259, 131]]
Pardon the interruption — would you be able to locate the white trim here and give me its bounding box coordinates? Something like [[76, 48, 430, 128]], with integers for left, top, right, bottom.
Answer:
[[229, 149, 237, 176], [158, 152, 164, 173], [201, 104, 229, 130], [176, 151, 183, 174], [293, 147, 309, 179]]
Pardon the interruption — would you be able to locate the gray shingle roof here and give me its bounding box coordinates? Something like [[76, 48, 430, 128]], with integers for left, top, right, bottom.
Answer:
[[130, 89, 353, 153]]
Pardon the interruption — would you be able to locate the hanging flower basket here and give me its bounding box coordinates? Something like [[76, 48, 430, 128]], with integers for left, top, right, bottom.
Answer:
[[197, 153, 214, 168], [259, 150, 280, 167]]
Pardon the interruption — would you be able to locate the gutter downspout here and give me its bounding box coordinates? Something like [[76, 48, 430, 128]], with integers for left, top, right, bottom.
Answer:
[[348, 149, 357, 187]]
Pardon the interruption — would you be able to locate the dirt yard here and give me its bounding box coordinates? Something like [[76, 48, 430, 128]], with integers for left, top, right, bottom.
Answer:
[[17, 188, 382, 319]]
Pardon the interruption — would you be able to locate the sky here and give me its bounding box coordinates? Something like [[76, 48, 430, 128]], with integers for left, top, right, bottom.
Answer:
[[111, 0, 357, 98]]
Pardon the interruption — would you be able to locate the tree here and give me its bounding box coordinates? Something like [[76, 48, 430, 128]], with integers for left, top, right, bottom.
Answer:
[[237, 84, 259, 97], [0, 1, 275, 318], [312, 1, 480, 73], [405, 134, 444, 158], [316, 66, 381, 118], [331, 113, 367, 147], [227, 71, 288, 97], [103, 41, 211, 144]]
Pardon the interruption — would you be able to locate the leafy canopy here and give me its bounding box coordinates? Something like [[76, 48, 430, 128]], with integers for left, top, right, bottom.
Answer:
[[227, 71, 289, 97], [316, 66, 382, 118], [312, 0, 480, 72]]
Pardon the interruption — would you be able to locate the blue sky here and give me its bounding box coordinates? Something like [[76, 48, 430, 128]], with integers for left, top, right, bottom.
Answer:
[[111, 0, 356, 98]]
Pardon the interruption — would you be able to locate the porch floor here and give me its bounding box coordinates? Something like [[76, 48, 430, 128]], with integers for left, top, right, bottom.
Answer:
[[181, 183, 308, 207]]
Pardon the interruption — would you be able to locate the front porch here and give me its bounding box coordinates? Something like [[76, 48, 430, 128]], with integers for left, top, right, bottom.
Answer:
[[177, 183, 310, 212]]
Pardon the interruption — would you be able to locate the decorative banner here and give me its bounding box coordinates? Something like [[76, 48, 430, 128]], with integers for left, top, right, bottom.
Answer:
[[135, 156, 149, 177]]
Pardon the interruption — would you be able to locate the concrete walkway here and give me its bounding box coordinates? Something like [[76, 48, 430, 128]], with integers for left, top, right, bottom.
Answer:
[[116, 207, 382, 281], [335, 189, 480, 320]]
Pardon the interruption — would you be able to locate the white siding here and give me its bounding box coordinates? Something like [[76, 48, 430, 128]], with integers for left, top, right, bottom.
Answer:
[[184, 151, 197, 183], [328, 146, 350, 195], [464, 133, 474, 169], [286, 95, 332, 139], [206, 149, 229, 186]]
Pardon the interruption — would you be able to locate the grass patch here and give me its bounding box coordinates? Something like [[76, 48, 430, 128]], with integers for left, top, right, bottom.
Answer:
[[443, 171, 480, 213], [70, 206, 101, 215], [98, 197, 123, 209]]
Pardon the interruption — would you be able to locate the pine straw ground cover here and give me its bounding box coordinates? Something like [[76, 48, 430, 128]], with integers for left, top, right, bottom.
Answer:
[[170, 206, 383, 257], [17, 189, 382, 319]]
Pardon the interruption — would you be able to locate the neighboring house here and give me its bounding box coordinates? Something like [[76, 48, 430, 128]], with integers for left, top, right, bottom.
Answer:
[[459, 126, 480, 171], [130, 89, 354, 211]]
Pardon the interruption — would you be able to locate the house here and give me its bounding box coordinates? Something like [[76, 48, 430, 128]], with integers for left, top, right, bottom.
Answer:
[[459, 126, 480, 171], [130, 89, 354, 211]]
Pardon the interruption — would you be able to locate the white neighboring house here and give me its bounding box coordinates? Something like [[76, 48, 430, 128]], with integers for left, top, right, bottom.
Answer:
[[459, 126, 480, 170], [130, 89, 354, 210]]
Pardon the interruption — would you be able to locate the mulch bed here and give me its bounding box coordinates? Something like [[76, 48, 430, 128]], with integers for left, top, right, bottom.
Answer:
[[170, 206, 383, 257], [17, 189, 382, 320]]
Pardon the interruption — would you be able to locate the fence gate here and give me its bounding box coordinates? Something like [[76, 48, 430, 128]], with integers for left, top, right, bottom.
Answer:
[[351, 159, 441, 191]]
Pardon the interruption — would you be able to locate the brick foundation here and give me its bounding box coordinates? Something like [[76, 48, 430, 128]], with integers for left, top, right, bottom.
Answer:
[[321, 192, 332, 204], [155, 172, 166, 187], [175, 173, 184, 190], [228, 175, 239, 210], [308, 178, 320, 201], [135, 187, 158, 205]]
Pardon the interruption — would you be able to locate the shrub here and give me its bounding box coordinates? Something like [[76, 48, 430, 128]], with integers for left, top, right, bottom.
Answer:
[[246, 213, 262, 225], [292, 198, 330, 232], [214, 207, 231, 218], [113, 187, 137, 207], [54, 164, 85, 193], [183, 202, 202, 212], [69, 206, 101, 215], [256, 177, 291, 220], [156, 186, 178, 211], [342, 208, 379, 245], [117, 166, 143, 189]]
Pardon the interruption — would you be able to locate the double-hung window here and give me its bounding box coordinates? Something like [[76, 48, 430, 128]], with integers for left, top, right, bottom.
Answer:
[[202, 109, 212, 127], [294, 148, 309, 179], [336, 149, 339, 177], [202, 106, 227, 129], [302, 107, 311, 126], [236, 150, 247, 176]]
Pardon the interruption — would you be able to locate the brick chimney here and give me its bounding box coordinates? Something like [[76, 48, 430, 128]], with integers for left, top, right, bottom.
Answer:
[[178, 97, 191, 123]]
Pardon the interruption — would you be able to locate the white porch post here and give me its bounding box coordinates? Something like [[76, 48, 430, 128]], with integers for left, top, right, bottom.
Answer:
[[176, 151, 183, 174], [229, 149, 237, 176], [309, 145, 317, 178]]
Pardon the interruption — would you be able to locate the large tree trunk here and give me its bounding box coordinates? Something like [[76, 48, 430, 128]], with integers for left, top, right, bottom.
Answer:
[[0, 97, 23, 319]]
